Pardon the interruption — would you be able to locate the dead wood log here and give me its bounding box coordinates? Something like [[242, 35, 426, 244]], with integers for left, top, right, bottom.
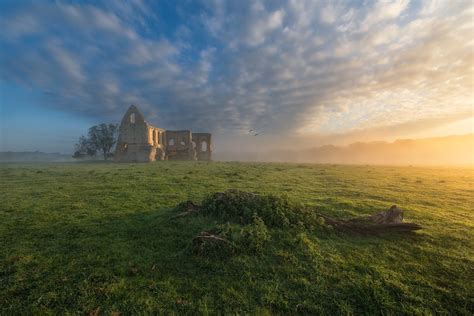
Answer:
[[348, 205, 404, 224], [320, 205, 422, 235]]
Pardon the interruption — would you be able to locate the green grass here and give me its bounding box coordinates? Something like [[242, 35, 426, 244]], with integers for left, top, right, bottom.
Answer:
[[1, 161, 473, 314]]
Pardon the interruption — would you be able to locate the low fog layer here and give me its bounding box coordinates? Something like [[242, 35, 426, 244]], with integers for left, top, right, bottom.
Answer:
[[215, 134, 474, 166]]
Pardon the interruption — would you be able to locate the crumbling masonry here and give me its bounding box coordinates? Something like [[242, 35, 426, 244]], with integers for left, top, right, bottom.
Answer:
[[114, 105, 212, 162]]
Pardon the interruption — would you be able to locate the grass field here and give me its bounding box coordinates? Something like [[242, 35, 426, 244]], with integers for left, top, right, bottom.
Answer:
[[1, 161, 473, 314]]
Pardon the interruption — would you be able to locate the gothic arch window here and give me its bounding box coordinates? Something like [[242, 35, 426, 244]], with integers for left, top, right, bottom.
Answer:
[[169, 138, 175, 146], [130, 113, 135, 124], [201, 141, 208, 152], [180, 137, 186, 146]]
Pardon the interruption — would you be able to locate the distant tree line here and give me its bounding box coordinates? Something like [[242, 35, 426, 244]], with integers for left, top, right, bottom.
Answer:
[[73, 123, 118, 161]]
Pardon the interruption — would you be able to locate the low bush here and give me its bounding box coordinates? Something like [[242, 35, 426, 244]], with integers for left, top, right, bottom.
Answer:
[[193, 216, 271, 258], [200, 189, 320, 229], [237, 214, 271, 254], [192, 227, 236, 259], [189, 190, 325, 258]]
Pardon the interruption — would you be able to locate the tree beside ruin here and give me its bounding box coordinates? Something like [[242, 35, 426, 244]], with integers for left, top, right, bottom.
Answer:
[[73, 123, 118, 160]]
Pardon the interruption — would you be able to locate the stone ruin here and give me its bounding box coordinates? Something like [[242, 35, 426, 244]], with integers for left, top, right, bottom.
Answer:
[[114, 105, 212, 162]]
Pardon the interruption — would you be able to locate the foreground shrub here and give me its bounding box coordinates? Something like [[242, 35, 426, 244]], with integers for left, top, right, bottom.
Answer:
[[192, 227, 236, 259], [187, 189, 419, 259], [193, 217, 271, 258], [200, 189, 319, 229], [237, 214, 271, 254]]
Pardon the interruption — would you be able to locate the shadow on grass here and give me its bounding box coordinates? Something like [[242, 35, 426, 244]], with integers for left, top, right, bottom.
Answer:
[[0, 204, 458, 315]]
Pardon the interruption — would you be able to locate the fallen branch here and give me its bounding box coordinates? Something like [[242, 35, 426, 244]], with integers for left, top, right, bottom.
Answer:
[[171, 200, 200, 218], [193, 231, 231, 244], [320, 205, 422, 235], [192, 230, 234, 257]]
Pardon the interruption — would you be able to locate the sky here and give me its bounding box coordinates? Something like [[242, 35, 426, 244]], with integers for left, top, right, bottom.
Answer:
[[0, 0, 473, 153]]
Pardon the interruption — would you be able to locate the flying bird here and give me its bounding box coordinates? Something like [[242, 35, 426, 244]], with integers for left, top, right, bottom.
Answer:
[[248, 128, 261, 136]]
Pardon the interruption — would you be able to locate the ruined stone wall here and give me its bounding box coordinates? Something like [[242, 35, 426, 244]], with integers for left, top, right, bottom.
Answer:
[[165, 130, 195, 160], [115, 105, 165, 162], [192, 133, 212, 161], [148, 127, 166, 160], [115, 105, 212, 162]]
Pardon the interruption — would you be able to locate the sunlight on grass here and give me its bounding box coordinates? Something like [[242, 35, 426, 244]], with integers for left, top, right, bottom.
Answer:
[[0, 162, 473, 314]]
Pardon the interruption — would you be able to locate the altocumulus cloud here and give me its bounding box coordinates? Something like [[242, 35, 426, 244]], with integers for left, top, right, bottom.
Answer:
[[0, 0, 472, 144]]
